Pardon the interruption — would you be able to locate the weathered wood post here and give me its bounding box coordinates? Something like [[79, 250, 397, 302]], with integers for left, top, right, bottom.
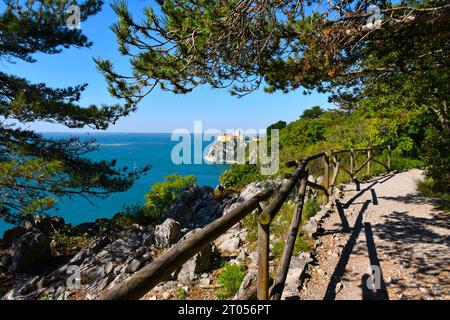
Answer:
[[323, 153, 330, 202], [257, 205, 270, 300], [330, 156, 340, 193], [350, 149, 355, 178], [270, 171, 308, 300], [367, 149, 372, 176], [387, 145, 391, 171]]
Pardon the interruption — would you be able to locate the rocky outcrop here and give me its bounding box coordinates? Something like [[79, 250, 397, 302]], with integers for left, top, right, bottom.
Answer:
[[1, 177, 296, 300], [154, 218, 182, 248], [0, 253, 11, 272], [302, 207, 332, 238], [2, 216, 66, 249], [160, 186, 223, 229], [177, 244, 213, 284], [301, 185, 343, 238], [219, 179, 286, 223], [2, 229, 155, 300], [10, 231, 51, 274], [31, 216, 66, 235], [281, 253, 312, 300], [3, 214, 215, 300], [216, 225, 247, 254], [2, 227, 28, 248], [233, 251, 258, 300]]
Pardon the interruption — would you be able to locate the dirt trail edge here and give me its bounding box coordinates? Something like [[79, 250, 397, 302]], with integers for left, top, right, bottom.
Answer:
[[299, 169, 449, 300]]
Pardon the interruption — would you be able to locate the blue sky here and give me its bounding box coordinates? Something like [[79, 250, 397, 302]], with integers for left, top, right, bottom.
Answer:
[[3, 1, 333, 133]]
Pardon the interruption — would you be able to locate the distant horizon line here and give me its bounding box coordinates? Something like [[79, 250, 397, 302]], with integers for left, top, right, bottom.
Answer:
[[37, 131, 269, 135], [38, 131, 173, 134]]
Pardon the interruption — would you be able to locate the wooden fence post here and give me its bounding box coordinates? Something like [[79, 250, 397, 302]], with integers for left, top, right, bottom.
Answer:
[[323, 154, 330, 202], [367, 149, 372, 176], [257, 205, 270, 300], [270, 171, 308, 300], [330, 156, 340, 193], [350, 149, 355, 180], [387, 145, 391, 171]]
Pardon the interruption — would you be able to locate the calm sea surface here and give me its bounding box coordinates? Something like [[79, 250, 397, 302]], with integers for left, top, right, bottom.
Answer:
[[0, 133, 228, 236]]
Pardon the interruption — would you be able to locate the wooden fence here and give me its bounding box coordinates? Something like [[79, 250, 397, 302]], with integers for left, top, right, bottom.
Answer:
[[98, 145, 391, 300]]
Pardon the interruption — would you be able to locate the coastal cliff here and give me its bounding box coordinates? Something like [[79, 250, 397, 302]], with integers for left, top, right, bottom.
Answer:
[[205, 131, 258, 164]]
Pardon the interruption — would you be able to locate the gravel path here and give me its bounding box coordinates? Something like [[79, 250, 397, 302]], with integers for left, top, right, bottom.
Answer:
[[299, 169, 449, 300]]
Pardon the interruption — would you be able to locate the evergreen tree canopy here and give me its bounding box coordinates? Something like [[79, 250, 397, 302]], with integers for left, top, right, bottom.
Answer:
[[0, 0, 148, 223], [97, 0, 449, 101]]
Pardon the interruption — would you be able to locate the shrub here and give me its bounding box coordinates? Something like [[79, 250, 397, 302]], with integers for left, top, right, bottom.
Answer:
[[217, 263, 245, 299], [417, 177, 450, 213], [304, 198, 321, 219], [219, 163, 264, 190], [112, 211, 139, 227], [176, 287, 187, 300], [266, 120, 287, 136], [144, 174, 197, 220], [391, 156, 424, 172], [272, 236, 313, 258], [38, 294, 50, 300], [423, 128, 450, 193], [119, 204, 155, 225]]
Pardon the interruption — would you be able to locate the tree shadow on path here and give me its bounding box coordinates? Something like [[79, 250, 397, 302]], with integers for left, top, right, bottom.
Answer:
[[371, 209, 450, 297]]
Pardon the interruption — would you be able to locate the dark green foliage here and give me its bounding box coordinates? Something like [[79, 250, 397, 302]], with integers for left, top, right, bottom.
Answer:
[[99, 1, 448, 99], [417, 178, 450, 213], [424, 129, 450, 193], [305, 121, 325, 144], [300, 106, 325, 120], [304, 198, 321, 219], [0, 1, 148, 223], [1, 0, 103, 62], [0, 1, 133, 128], [266, 121, 287, 136]]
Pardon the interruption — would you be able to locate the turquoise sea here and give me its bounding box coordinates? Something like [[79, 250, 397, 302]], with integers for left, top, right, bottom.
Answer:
[[0, 133, 228, 236]]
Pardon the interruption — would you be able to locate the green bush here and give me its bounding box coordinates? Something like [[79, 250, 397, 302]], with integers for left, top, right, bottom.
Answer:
[[272, 236, 313, 258], [176, 287, 187, 300], [266, 120, 287, 136], [219, 163, 264, 190], [423, 129, 450, 193], [268, 202, 314, 259], [304, 198, 321, 219], [242, 212, 258, 243], [391, 156, 424, 172], [217, 263, 245, 299], [417, 177, 450, 213], [144, 174, 197, 220]]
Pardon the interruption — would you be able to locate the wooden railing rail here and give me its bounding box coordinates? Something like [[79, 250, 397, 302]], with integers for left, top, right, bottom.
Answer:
[[98, 189, 274, 300], [97, 145, 391, 300]]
